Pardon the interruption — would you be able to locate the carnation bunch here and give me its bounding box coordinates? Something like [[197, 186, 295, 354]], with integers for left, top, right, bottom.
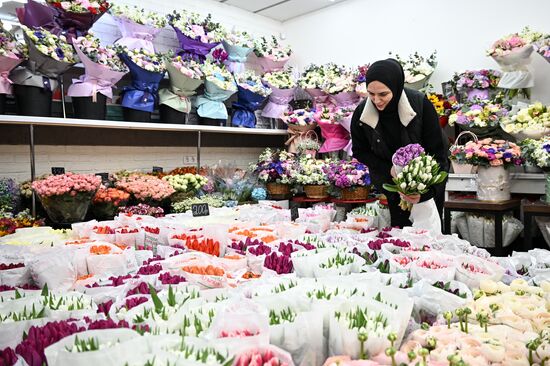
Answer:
[[73, 33, 127, 72], [32, 173, 101, 197], [263, 69, 297, 89], [253, 35, 292, 61], [163, 174, 208, 193], [109, 4, 167, 28], [23, 26, 77, 63], [92, 188, 130, 206], [115, 174, 175, 201], [235, 71, 271, 97]]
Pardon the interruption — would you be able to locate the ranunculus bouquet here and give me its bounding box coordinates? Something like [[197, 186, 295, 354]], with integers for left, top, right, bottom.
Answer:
[[0, 22, 25, 96], [451, 69, 501, 101], [487, 27, 544, 92], [168, 10, 226, 59], [232, 71, 271, 128], [448, 98, 510, 137], [383, 149, 448, 211], [393, 51, 437, 90], [91, 187, 130, 219], [118, 47, 166, 113], [115, 174, 175, 204], [459, 138, 522, 167], [253, 35, 292, 72], [109, 4, 166, 52], [281, 108, 317, 153], [45, 0, 110, 42], [325, 159, 371, 188], [163, 173, 208, 201], [261, 69, 297, 119], [315, 106, 354, 154], [354, 64, 370, 98], [299, 64, 329, 107], [159, 55, 204, 115], [222, 30, 254, 73], [32, 173, 101, 223], [68, 33, 128, 103], [253, 148, 297, 185], [194, 57, 237, 120], [501, 102, 550, 140]]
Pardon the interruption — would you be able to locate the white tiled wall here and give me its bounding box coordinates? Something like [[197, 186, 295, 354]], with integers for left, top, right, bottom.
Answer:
[[0, 145, 264, 182]]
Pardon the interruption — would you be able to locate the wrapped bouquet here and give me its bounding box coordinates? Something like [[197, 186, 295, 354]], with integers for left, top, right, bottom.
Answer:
[[322, 63, 359, 107], [392, 51, 437, 90], [281, 108, 317, 153], [45, 0, 110, 41], [159, 55, 204, 116], [299, 64, 329, 107], [427, 93, 456, 127], [0, 22, 25, 96], [354, 64, 370, 98], [222, 30, 254, 74], [109, 4, 166, 52], [253, 35, 292, 72], [261, 69, 297, 119], [451, 69, 501, 101], [232, 71, 271, 128], [501, 102, 550, 140], [534, 34, 550, 63], [315, 106, 354, 154]]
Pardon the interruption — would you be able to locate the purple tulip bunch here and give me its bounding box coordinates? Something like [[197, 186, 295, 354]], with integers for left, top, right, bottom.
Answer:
[[137, 263, 163, 275], [264, 252, 293, 274], [158, 272, 187, 285]]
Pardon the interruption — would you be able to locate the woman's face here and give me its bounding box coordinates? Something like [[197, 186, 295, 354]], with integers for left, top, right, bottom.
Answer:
[[367, 81, 393, 111]]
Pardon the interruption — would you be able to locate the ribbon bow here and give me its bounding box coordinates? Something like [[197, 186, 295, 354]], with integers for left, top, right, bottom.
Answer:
[[71, 75, 114, 102], [133, 32, 155, 42]]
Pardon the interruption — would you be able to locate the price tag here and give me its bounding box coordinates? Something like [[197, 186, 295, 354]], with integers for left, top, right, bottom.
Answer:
[[51, 167, 65, 175], [291, 207, 299, 222], [152, 166, 163, 173], [96, 172, 109, 185], [191, 203, 210, 217]]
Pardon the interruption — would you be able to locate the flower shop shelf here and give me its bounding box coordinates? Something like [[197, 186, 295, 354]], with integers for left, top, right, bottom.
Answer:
[[446, 173, 545, 195]]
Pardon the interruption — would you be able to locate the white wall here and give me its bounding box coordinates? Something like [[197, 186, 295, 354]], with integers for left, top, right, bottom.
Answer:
[[284, 0, 550, 103]]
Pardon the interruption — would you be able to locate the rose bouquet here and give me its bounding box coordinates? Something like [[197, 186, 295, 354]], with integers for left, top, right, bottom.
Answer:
[[68, 33, 128, 117], [354, 64, 370, 98], [299, 64, 329, 107], [115, 174, 175, 204], [253, 148, 297, 185], [45, 0, 110, 42], [383, 151, 448, 210], [448, 98, 510, 136], [109, 4, 166, 52], [232, 71, 271, 128], [451, 69, 501, 101], [501, 102, 550, 140], [222, 30, 254, 73], [459, 138, 522, 167], [253, 35, 292, 72], [118, 47, 166, 116], [168, 10, 226, 59], [91, 188, 130, 219], [261, 69, 297, 119], [0, 23, 25, 98], [32, 173, 101, 223], [315, 106, 354, 154], [159, 55, 204, 118], [392, 51, 437, 89], [281, 108, 318, 153], [194, 57, 237, 120]]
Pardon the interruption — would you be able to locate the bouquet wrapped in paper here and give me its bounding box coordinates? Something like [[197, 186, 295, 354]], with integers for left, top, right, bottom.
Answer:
[[68, 33, 128, 101], [109, 4, 166, 53], [299, 64, 329, 107], [118, 48, 166, 113], [45, 0, 110, 42], [194, 55, 237, 120], [354, 64, 370, 98], [281, 108, 317, 153], [253, 35, 292, 72], [451, 69, 501, 101], [11, 26, 77, 92], [261, 69, 297, 119], [16, 0, 55, 29], [315, 106, 354, 154], [222, 30, 254, 74], [322, 63, 359, 107], [534, 34, 550, 63], [159, 55, 204, 115], [392, 51, 437, 90], [487, 27, 544, 90], [168, 10, 226, 60], [501, 102, 550, 140], [0, 22, 25, 95], [232, 71, 271, 128]]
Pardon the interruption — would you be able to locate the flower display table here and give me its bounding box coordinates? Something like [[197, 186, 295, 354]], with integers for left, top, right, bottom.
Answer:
[[521, 199, 550, 251]]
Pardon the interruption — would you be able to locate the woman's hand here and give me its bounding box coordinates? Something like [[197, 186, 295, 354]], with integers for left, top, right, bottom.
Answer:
[[399, 192, 420, 205]]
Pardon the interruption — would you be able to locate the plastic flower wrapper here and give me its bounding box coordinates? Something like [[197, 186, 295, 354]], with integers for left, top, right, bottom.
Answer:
[[322, 64, 358, 101], [16, 0, 55, 29], [232, 71, 271, 128], [45, 0, 110, 43], [194, 56, 237, 120], [261, 69, 297, 119], [253, 35, 292, 72], [315, 106, 354, 154], [392, 51, 437, 89], [221, 30, 254, 74], [159, 54, 204, 114], [208, 165, 255, 203], [354, 64, 370, 98], [281, 108, 317, 153], [299, 64, 329, 107], [11, 26, 77, 92], [0, 22, 25, 95], [500, 102, 550, 140], [118, 48, 166, 113], [325, 159, 371, 188], [459, 138, 522, 168], [253, 148, 297, 185], [109, 4, 166, 53], [448, 98, 510, 137], [383, 152, 448, 211], [68, 33, 128, 102], [487, 27, 543, 90], [168, 10, 226, 60]]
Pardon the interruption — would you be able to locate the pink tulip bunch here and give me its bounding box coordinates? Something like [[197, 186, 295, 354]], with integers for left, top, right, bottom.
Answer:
[[32, 173, 101, 197]]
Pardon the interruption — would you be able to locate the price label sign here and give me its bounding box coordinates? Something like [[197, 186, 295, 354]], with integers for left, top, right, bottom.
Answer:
[[51, 167, 65, 175], [96, 172, 109, 185], [191, 203, 210, 217], [290, 207, 299, 222], [152, 166, 163, 173]]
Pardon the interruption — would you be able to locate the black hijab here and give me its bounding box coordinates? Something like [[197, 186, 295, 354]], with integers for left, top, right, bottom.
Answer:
[[364, 58, 405, 114]]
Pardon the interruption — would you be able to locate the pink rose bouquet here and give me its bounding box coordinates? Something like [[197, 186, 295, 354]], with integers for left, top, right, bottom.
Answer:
[[32, 173, 100, 197], [115, 174, 175, 202]]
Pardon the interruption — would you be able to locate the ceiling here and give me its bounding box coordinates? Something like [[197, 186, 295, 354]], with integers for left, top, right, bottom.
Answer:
[[218, 0, 348, 22]]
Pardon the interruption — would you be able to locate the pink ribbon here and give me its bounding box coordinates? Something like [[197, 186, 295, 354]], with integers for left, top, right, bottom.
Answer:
[[0, 72, 13, 95], [68, 75, 114, 101]]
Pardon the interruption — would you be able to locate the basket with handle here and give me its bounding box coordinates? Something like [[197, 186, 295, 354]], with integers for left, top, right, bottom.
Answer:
[[299, 129, 320, 158], [450, 131, 478, 174]]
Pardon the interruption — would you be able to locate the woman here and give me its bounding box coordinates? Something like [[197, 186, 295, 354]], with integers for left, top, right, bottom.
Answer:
[[351, 58, 449, 227]]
